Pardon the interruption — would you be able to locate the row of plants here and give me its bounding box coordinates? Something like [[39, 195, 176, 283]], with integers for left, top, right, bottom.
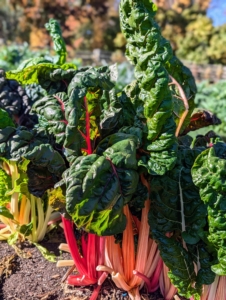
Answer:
[[3, 0, 226, 66], [1, 1, 226, 300]]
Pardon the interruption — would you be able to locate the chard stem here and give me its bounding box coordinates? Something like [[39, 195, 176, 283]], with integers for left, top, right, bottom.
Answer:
[[36, 197, 44, 240], [30, 194, 37, 242], [8, 161, 19, 221], [38, 203, 54, 241]]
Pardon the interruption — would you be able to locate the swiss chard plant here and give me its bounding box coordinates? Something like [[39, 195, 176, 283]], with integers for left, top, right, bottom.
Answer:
[[1, 1, 226, 300]]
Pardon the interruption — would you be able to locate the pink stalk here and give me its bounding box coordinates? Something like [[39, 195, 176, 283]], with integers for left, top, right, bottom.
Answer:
[[0, 224, 6, 229], [47, 216, 62, 225], [133, 257, 163, 293], [147, 258, 163, 292], [133, 270, 153, 291]]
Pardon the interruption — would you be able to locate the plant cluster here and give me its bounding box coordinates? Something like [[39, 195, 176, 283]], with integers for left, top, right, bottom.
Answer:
[[0, 2, 226, 300]]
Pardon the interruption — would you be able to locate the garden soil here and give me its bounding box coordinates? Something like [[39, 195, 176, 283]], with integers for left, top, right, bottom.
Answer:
[[0, 227, 188, 300]]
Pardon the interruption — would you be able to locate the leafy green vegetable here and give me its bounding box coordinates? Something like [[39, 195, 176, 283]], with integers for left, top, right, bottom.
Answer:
[[149, 144, 215, 297], [0, 109, 15, 129], [192, 143, 226, 276], [59, 133, 139, 235], [45, 19, 67, 65], [120, 0, 179, 175]]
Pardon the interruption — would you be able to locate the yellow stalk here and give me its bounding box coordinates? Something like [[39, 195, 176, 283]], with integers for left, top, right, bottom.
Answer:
[[23, 198, 31, 224], [59, 243, 70, 253], [36, 197, 44, 240], [56, 260, 74, 267]]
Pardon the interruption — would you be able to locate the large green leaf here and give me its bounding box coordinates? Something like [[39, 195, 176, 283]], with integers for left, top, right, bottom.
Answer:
[[0, 126, 66, 197], [33, 66, 115, 162], [61, 136, 139, 236], [0, 109, 15, 129], [149, 145, 214, 297], [192, 142, 226, 275], [120, 0, 178, 175], [45, 18, 67, 65]]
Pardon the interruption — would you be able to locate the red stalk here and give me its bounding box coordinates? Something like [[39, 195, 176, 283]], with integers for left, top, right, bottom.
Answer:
[[53, 95, 68, 125], [81, 234, 88, 261], [90, 285, 102, 300], [87, 234, 98, 279], [62, 216, 108, 298], [61, 216, 87, 275], [67, 274, 97, 285]]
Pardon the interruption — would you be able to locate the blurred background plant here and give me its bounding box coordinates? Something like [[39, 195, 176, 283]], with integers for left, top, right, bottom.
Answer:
[[0, 0, 226, 139]]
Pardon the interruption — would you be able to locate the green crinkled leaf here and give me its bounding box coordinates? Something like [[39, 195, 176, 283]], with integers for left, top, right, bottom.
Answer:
[[45, 19, 67, 65], [149, 146, 209, 297], [149, 146, 206, 239], [192, 142, 226, 275], [187, 243, 216, 287], [6, 63, 77, 86], [32, 92, 69, 144], [32, 66, 115, 162], [100, 89, 122, 134], [120, 0, 179, 175], [62, 137, 139, 236], [0, 126, 66, 197], [153, 230, 201, 299], [0, 109, 15, 129]]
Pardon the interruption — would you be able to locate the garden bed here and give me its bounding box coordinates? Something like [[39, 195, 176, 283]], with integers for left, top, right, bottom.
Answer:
[[0, 227, 188, 300]]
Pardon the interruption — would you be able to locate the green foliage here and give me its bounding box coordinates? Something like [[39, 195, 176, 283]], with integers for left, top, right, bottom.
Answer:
[[0, 109, 15, 129], [0, 43, 49, 71], [192, 143, 226, 276]]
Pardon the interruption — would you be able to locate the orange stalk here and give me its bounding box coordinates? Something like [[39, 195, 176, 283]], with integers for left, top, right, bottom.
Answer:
[[19, 195, 27, 224], [129, 175, 150, 287], [122, 204, 135, 282]]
